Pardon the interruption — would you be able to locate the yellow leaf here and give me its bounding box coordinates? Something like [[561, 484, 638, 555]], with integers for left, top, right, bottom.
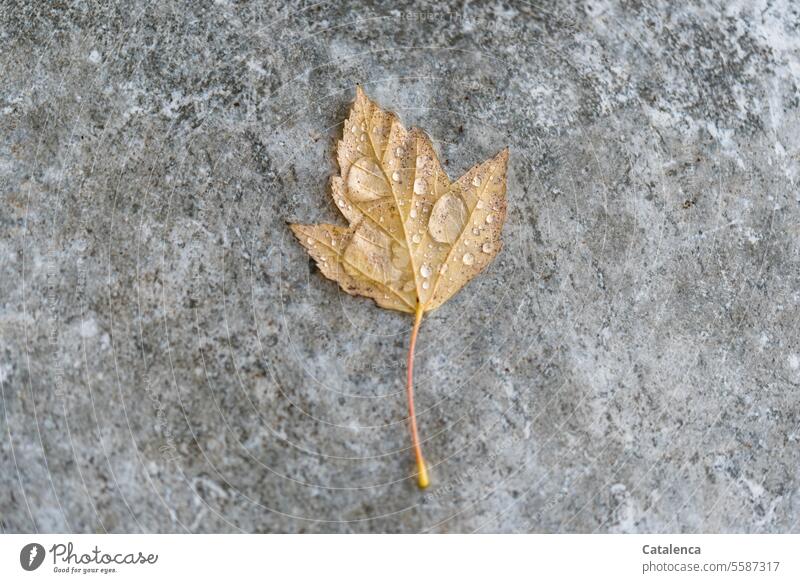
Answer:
[[290, 87, 509, 488]]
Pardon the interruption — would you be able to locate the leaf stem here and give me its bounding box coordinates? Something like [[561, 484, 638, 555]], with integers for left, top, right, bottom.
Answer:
[[406, 301, 429, 489]]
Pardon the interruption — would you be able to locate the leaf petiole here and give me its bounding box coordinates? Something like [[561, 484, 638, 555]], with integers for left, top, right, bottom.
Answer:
[[406, 301, 429, 489]]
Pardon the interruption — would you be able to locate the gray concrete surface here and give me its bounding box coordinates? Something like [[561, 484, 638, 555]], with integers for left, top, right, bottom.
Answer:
[[1, 0, 799, 533]]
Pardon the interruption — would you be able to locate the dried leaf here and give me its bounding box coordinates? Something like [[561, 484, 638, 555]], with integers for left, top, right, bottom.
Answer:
[[290, 87, 509, 488]]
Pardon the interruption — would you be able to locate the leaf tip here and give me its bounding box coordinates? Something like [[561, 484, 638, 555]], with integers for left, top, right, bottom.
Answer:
[[288, 222, 310, 245]]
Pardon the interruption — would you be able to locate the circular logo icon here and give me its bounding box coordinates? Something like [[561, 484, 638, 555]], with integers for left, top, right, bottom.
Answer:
[[20, 543, 45, 571]]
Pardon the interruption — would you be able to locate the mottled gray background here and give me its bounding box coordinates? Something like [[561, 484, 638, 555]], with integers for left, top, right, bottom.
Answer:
[[1, 0, 798, 533]]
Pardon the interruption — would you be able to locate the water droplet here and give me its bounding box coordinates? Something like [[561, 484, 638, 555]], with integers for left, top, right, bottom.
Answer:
[[476, 200, 485, 210], [472, 176, 482, 187], [357, 145, 364, 153], [360, 134, 366, 142], [412, 233, 421, 244], [420, 264, 432, 278], [439, 264, 449, 274], [422, 280, 430, 290], [306, 237, 314, 245], [391, 242, 411, 270], [428, 193, 467, 244], [485, 214, 494, 224], [350, 124, 357, 134], [410, 208, 418, 218], [391, 171, 400, 182], [413, 178, 426, 194], [472, 227, 480, 235], [395, 147, 404, 157], [338, 198, 345, 206], [482, 242, 494, 253], [464, 239, 471, 246], [462, 253, 475, 266], [373, 126, 380, 134]]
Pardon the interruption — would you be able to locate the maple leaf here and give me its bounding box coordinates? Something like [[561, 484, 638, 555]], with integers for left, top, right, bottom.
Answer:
[[290, 87, 508, 488]]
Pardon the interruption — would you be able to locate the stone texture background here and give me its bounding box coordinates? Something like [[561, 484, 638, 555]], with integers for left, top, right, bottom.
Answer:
[[1, 0, 799, 533]]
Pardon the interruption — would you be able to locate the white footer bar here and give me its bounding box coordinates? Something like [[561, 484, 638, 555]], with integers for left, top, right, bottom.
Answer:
[[1, 534, 797, 582]]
